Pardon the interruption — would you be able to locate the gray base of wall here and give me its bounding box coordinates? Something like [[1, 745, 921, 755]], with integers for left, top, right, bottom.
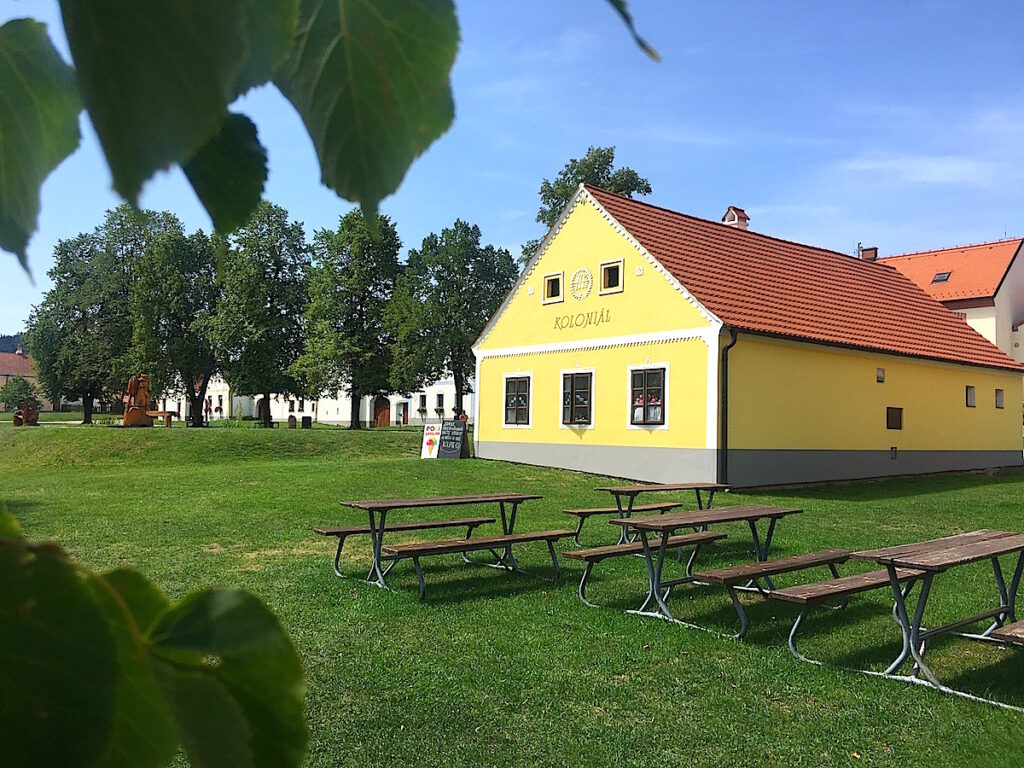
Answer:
[[475, 441, 718, 483], [727, 449, 1023, 487], [475, 442, 1024, 487]]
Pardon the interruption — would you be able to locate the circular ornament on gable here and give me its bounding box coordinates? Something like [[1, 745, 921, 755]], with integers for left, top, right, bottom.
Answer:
[[570, 268, 593, 300]]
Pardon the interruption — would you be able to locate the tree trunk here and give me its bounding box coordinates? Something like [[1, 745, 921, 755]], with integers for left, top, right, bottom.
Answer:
[[187, 392, 203, 427], [188, 377, 211, 428], [82, 394, 94, 424], [453, 370, 465, 417], [349, 389, 362, 429], [262, 390, 272, 428]]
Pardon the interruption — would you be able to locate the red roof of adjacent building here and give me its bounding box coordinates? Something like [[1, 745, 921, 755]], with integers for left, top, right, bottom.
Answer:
[[880, 239, 1022, 302], [585, 185, 1023, 372], [0, 352, 37, 377]]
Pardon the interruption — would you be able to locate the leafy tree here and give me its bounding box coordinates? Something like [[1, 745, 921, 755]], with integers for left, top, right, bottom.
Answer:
[[520, 145, 653, 264], [384, 272, 433, 396], [292, 211, 402, 428], [216, 202, 310, 428], [95, 205, 184, 394], [132, 229, 223, 427], [24, 207, 182, 422], [26, 233, 108, 423], [405, 221, 518, 415], [0, 375, 38, 411]]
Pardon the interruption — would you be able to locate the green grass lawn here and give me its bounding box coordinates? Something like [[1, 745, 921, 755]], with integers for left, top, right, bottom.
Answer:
[[3, 426, 1023, 767]]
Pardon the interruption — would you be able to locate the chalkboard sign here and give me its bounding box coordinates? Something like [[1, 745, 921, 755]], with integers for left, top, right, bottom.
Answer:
[[437, 419, 470, 459]]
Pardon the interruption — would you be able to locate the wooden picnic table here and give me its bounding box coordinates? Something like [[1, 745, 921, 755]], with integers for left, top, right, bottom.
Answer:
[[609, 504, 801, 623], [339, 493, 542, 588], [594, 482, 729, 544], [851, 529, 1024, 705]]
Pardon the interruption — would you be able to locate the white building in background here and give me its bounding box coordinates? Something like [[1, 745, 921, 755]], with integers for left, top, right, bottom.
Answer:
[[162, 375, 474, 426]]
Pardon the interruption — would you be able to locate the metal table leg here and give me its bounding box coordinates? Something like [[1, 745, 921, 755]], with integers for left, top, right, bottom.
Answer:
[[366, 508, 390, 588], [614, 494, 636, 545], [629, 531, 674, 621], [743, 517, 777, 590], [486, 500, 521, 572]]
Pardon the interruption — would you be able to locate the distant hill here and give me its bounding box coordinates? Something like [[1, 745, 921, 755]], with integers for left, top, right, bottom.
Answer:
[[0, 333, 23, 353]]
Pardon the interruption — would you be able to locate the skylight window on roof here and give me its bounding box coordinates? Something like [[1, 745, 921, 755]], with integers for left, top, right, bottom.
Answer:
[[931, 271, 951, 283]]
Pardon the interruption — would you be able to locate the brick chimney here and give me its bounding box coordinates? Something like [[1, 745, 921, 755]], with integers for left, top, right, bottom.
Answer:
[[860, 246, 878, 262], [721, 206, 749, 231]]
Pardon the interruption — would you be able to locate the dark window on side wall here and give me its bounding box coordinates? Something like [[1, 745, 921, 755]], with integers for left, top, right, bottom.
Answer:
[[996, 389, 1005, 409], [876, 368, 885, 383], [562, 373, 592, 425], [631, 368, 665, 426], [504, 377, 530, 425], [886, 407, 903, 430], [966, 385, 976, 407]]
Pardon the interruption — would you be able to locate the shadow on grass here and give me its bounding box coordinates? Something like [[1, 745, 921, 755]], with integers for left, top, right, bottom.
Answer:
[[382, 556, 563, 605], [748, 466, 1024, 504], [2, 498, 42, 528]]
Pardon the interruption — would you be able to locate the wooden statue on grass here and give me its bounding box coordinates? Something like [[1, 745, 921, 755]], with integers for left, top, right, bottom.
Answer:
[[12, 399, 39, 427], [122, 374, 155, 427]]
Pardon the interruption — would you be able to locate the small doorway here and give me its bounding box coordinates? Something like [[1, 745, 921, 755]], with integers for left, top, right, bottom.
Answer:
[[396, 402, 409, 425], [373, 397, 391, 428]]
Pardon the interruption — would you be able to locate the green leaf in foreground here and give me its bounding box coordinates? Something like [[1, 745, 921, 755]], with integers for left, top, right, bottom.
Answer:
[[276, 0, 459, 217], [605, 0, 660, 61], [0, 503, 21, 538], [184, 114, 269, 233], [149, 589, 308, 768], [0, 541, 118, 768], [0, 19, 82, 272], [58, 0, 294, 212], [87, 569, 178, 768]]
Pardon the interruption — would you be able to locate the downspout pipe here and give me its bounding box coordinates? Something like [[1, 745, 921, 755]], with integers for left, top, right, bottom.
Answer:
[[718, 327, 739, 484]]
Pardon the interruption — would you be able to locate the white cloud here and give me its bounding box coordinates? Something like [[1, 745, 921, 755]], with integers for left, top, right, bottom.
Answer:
[[839, 153, 1001, 187]]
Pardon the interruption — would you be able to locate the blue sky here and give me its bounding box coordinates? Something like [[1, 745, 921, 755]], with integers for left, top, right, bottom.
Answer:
[[4, 1, 1024, 333]]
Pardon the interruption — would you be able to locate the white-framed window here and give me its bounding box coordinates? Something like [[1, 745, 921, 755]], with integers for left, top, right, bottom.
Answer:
[[503, 373, 532, 427], [436, 393, 444, 410], [996, 388, 1005, 409], [598, 258, 624, 295], [966, 385, 976, 408], [876, 368, 885, 383], [542, 272, 564, 305], [561, 370, 594, 428], [418, 394, 427, 409], [627, 364, 669, 429]]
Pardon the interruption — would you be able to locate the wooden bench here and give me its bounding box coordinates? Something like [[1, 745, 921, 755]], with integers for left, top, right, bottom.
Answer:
[[381, 529, 575, 599], [146, 410, 174, 427], [771, 567, 926, 663], [990, 620, 1024, 647], [314, 517, 494, 579], [563, 501, 684, 546], [691, 549, 852, 638], [564, 530, 725, 608]]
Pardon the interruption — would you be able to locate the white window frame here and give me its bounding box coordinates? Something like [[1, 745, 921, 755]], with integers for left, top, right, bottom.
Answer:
[[541, 271, 564, 305], [598, 258, 625, 295], [559, 367, 596, 430], [502, 371, 533, 428], [626, 362, 670, 431]]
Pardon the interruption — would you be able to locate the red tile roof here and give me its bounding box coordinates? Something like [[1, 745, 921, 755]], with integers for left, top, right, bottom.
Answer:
[[881, 240, 1022, 302], [0, 352, 37, 378], [585, 185, 1023, 372]]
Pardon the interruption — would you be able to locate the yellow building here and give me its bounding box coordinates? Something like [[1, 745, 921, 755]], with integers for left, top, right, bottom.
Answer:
[[472, 185, 1024, 486]]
